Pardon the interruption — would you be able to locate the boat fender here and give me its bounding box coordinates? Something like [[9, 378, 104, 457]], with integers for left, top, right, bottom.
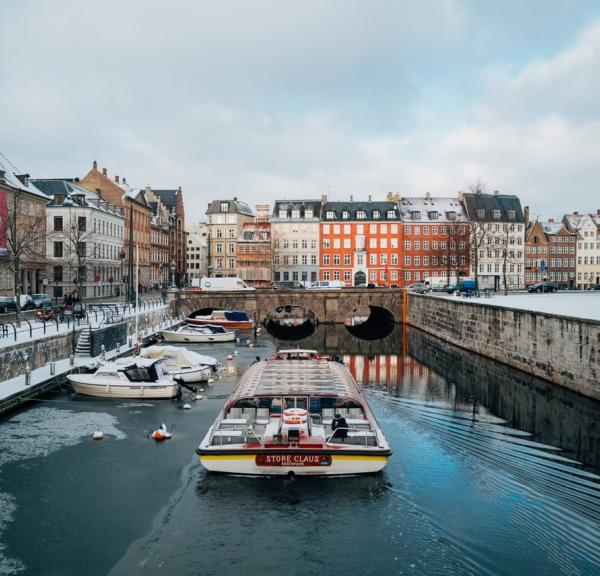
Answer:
[[200, 388, 205, 392], [248, 343, 254, 348], [226, 354, 233, 360], [92, 431, 104, 440], [152, 424, 172, 440], [208, 378, 215, 384], [183, 403, 192, 410], [194, 394, 203, 400]]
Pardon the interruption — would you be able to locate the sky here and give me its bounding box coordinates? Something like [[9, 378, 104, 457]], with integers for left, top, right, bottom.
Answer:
[[1, 0, 600, 223]]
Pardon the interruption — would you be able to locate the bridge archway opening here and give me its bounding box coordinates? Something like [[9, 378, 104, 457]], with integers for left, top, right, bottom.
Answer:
[[345, 305, 395, 340], [265, 305, 317, 341]]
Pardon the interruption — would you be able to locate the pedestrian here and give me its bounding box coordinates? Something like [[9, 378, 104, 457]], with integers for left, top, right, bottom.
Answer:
[[331, 413, 348, 442], [251, 356, 261, 365]]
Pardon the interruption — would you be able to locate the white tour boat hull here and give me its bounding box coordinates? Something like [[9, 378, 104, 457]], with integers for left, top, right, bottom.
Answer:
[[69, 378, 179, 399], [162, 330, 235, 343]]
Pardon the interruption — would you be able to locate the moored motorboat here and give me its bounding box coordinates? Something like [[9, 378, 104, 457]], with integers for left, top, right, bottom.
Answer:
[[186, 310, 254, 330], [162, 323, 236, 343], [196, 349, 391, 475], [140, 345, 215, 383], [68, 358, 179, 399]]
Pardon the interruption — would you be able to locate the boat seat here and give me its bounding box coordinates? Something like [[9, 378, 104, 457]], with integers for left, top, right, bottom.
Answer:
[[229, 407, 243, 418], [243, 408, 256, 423], [255, 408, 269, 425], [349, 408, 363, 419], [337, 408, 349, 417], [322, 408, 334, 425]]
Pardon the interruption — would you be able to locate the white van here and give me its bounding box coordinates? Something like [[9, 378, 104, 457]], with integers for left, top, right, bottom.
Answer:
[[194, 277, 256, 291], [307, 280, 344, 290]]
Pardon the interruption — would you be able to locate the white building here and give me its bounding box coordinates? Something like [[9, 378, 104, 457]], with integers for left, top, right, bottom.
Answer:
[[270, 200, 322, 285], [563, 211, 600, 288], [461, 191, 526, 291], [34, 179, 125, 300], [185, 222, 208, 283]]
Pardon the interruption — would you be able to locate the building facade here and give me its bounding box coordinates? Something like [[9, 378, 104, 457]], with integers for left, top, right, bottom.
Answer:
[[398, 194, 470, 285], [563, 211, 600, 288], [461, 192, 526, 291], [78, 162, 152, 293], [0, 154, 48, 298], [525, 219, 577, 289], [320, 200, 402, 286], [185, 222, 208, 284], [148, 189, 171, 288], [270, 200, 321, 285], [236, 221, 272, 286], [205, 199, 254, 278], [34, 179, 125, 299]]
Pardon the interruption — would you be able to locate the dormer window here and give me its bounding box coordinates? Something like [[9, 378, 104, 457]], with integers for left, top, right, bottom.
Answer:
[[291, 209, 300, 219], [508, 209, 516, 220], [387, 209, 397, 219], [278, 209, 288, 219], [305, 209, 313, 219], [492, 209, 501, 219], [356, 210, 366, 220], [411, 211, 421, 220], [220, 202, 229, 213], [326, 210, 336, 220], [342, 210, 349, 220], [446, 211, 456, 220], [476, 209, 485, 219], [429, 211, 438, 220], [372, 210, 381, 219]]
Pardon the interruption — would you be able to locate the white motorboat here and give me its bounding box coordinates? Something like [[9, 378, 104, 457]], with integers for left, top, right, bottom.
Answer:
[[141, 345, 215, 383], [162, 324, 235, 343], [68, 358, 179, 399], [196, 349, 391, 476]]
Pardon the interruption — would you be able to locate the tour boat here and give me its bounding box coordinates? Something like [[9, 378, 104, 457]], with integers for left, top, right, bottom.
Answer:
[[186, 310, 254, 330], [68, 358, 180, 399], [140, 345, 215, 383], [162, 323, 236, 343], [196, 349, 391, 476]]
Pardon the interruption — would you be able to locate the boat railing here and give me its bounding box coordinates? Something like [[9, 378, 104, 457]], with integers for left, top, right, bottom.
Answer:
[[325, 427, 377, 448]]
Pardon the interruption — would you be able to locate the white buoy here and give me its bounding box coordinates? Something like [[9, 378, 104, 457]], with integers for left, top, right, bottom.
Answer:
[[248, 343, 254, 348], [194, 394, 203, 400], [92, 431, 104, 440], [234, 350, 239, 355], [200, 388, 205, 392], [235, 337, 240, 342], [208, 378, 215, 383], [183, 403, 192, 410], [152, 423, 172, 440], [226, 354, 233, 360]]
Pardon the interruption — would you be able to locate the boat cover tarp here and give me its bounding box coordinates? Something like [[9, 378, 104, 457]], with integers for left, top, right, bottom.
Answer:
[[224, 311, 249, 321]]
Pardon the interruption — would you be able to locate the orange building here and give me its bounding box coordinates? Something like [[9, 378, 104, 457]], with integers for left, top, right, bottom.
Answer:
[[79, 161, 152, 296], [319, 201, 402, 286]]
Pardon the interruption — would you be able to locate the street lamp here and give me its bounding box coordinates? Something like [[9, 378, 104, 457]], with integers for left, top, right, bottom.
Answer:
[[170, 259, 177, 289]]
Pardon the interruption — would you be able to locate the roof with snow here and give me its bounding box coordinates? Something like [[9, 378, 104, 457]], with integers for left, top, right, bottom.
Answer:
[[399, 196, 467, 223], [462, 193, 525, 223], [0, 153, 48, 200], [206, 198, 253, 216]]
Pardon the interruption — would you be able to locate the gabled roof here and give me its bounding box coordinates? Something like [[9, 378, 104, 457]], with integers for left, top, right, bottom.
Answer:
[[0, 152, 47, 200], [206, 198, 253, 216], [321, 201, 399, 221], [461, 193, 525, 223]]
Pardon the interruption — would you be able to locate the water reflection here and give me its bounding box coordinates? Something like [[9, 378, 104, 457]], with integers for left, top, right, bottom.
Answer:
[[273, 324, 600, 473]]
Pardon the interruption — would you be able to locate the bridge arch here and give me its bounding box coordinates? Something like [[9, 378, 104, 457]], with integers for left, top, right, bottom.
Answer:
[[345, 304, 395, 340]]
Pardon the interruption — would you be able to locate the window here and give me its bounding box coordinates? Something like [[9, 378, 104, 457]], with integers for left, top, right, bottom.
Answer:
[[78, 216, 87, 231], [54, 216, 63, 232], [342, 210, 349, 220], [228, 257, 235, 269], [411, 211, 421, 220], [326, 211, 335, 219], [323, 224, 330, 234], [302, 239, 308, 249], [278, 209, 288, 219], [380, 254, 387, 265], [343, 238, 351, 249], [380, 238, 387, 249], [54, 265, 63, 282], [357, 224, 364, 234], [380, 224, 387, 234], [333, 239, 340, 249], [372, 210, 380, 219], [343, 224, 351, 234], [405, 256, 411, 266], [344, 271, 351, 281], [369, 254, 377, 265], [423, 226, 429, 235], [53, 241, 63, 258], [344, 254, 351, 265], [370, 238, 378, 249], [508, 209, 516, 220], [311, 255, 317, 265], [404, 241, 411, 250], [324, 271, 330, 280], [292, 240, 298, 249], [305, 209, 313, 219], [323, 255, 330, 265], [356, 210, 366, 220], [311, 239, 316, 249], [492, 209, 501, 219], [291, 209, 300, 219], [333, 271, 340, 280], [387, 210, 396, 219], [476, 209, 485, 219], [428, 211, 438, 220], [220, 202, 229, 213], [333, 224, 340, 234]]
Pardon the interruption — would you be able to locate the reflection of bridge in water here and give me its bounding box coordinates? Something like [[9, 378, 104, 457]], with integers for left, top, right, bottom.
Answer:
[[271, 324, 600, 472]]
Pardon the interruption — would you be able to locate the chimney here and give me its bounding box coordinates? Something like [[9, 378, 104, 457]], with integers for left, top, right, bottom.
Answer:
[[493, 190, 499, 196], [0, 169, 5, 183], [597, 209, 600, 216], [321, 194, 327, 203], [548, 217, 555, 223], [350, 194, 353, 202], [123, 177, 127, 184], [93, 160, 97, 169], [16, 173, 30, 187], [425, 191, 431, 200], [524, 205, 530, 224], [178, 186, 182, 193], [368, 194, 372, 202], [115, 175, 120, 184], [574, 211, 579, 216], [102, 168, 107, 176]]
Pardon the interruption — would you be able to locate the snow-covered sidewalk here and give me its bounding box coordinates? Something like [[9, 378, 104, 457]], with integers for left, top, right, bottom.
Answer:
[[429, 291, 600, 321]]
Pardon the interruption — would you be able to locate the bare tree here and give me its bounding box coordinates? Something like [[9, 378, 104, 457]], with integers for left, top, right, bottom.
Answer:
[[465, 179, 488, 294], [0, 190, 45, 324], [500, 223, 519, 295], [436, 222, 471, 286]]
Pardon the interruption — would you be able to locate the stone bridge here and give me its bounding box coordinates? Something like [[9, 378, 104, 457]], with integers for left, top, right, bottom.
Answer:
[[177, 288, 405, 325]]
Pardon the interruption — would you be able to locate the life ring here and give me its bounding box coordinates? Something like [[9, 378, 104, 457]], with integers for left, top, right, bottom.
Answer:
[[283, 408, 308, 425]]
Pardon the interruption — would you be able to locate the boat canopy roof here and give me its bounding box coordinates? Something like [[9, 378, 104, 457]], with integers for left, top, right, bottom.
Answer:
[[229, 358, 363, 402]]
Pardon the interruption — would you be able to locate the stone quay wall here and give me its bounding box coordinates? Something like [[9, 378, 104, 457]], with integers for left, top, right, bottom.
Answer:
[[0, 306, 173, 382], [406, 294, 600, 400]]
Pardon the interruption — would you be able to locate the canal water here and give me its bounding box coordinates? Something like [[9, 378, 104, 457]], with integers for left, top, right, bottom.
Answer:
[[0, 325, 599, 576]]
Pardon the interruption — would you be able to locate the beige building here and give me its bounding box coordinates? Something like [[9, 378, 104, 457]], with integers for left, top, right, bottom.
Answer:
[[563, 211, 600, 288], [185, 222, 208, 283], [205, 199, 254, 277]]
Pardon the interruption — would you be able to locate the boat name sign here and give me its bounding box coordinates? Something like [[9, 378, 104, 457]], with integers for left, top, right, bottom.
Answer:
[[255, 454, 331, 467]]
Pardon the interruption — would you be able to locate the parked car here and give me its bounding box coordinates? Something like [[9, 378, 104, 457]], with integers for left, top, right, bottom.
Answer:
[[0, 297, 16, 314], [527, 282, 558, 293], [19, 295, 37, 310], [406, 283, 429, 294], [447, 279, 477, 294], [273, 281, 305, 290], [588, 284, 600, 291], [32, 293, 52, 308], [307, 280, 344, 290]]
